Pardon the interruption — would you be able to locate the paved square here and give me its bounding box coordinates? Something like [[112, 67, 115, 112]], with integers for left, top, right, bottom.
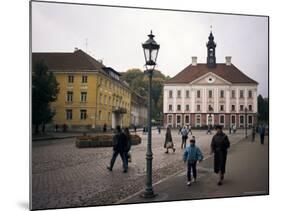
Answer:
[[32, 129, 245, 209]]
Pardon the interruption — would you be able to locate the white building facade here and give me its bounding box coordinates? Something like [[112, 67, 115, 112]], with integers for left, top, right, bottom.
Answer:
[[163, 32, 258, 129]]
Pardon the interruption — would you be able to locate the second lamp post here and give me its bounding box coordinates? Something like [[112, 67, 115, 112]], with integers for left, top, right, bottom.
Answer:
[[141, 30, 160, 198]]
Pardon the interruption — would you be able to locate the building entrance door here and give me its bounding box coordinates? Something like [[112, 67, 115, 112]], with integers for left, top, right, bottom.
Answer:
[[112, 113, 122, 129], [206, 114, 214, 126]]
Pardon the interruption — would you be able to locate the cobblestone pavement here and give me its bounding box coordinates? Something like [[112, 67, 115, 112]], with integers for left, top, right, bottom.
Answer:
[[32, 129, 245, 210]]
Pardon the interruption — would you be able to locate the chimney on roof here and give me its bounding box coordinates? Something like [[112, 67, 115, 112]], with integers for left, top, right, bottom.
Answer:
[[191, 56, 197, 66], [74, 47, 79, 52], [225, 56, 232, 66], [98, 59, 103, 64]]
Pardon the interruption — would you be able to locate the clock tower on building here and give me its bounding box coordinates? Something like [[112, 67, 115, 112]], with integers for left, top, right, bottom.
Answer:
[[206, 31, 217, 68]]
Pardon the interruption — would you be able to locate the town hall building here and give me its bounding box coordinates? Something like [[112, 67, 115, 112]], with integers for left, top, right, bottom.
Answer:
[[163, 31, 258, 129]]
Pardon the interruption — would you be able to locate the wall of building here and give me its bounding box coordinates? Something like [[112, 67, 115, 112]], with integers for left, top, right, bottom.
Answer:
[[163, 83, 258, 128], [51, 71, 131, 130]]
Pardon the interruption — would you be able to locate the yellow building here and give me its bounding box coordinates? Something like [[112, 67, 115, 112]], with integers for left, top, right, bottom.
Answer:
[[33, 49, 131, 130]]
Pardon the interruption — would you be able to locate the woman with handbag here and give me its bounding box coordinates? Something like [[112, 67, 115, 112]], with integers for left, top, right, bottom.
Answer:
[[164, 127, 176, 153]]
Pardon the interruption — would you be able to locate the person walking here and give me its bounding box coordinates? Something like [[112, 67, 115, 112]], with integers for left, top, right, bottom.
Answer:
[[233, 125, 236, 134], [211, 125, 230, 186], [164, 127, 176, 153], [103, 123, 107, 133], [252, 125, 256, 142], [55, 124, 59, 132], [124, 127, 132, 164], [183, 136, 203, 186], [259, 124, 265, 145], [180, 125, 189, 149], [206, 124, 212, 135], [178, 126, 182, 135], [107, 125, 128, 173], [157, 125, 161, 134], [188, 125, 193, 135], [134, 125, 137, 134]]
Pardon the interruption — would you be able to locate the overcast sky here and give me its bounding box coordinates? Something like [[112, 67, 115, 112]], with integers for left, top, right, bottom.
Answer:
[[32, 1, 268, 97]]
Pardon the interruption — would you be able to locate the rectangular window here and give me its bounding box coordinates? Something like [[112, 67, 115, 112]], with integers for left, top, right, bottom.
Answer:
[[66, 109, 72, 120], [80, 92, 87, 102], [197, 90, 201, 98], [169, 90, 173, 98], [248, 116, 253, 124], [240, 105, 244, 111], [185, 115, 190, 124], [220, 90, 224, 98], [220, 115, 225, 124], [196, 114, 201, 126], [177, 90, 181, 98], [177, 105, 181, 111], [197, 104, 201, 111], [80, 109, 87, 120], [68, 75, 74, 83], [168, 115, 172, 123], [220, 105, 224, 111], [208, 105, 213, 111], [82, 75, 88, 83], [240, 115, 244, 124], [231, 115, 236, 124], [249, 105, 252, 111], [169, 104, 172, 111], [186, 104, 189, 111], [177, 115, 181, 124], [186, 90, 190, 98], [240, 90, 244, 98], [208, 90, 213, 98], [231, 105, 236, 111], [67, 91, 73, 102], [231, 90, 236, 98], [248, 90, 252, 98]]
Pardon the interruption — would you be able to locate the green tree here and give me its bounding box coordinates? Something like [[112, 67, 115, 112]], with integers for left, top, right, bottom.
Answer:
[[121, 68, 168, 121], [32, 60, 59, 134], [257, 94, 269, 123]]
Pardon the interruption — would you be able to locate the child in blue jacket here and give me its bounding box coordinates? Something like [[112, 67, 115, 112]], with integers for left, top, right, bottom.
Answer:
[[183, 136, 203, 186]]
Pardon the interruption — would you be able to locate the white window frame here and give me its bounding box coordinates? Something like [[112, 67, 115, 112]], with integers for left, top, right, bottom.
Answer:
[[184, 114, 190, 125], [176, 114, 182, 127], [231, 115, 236, 126], [67, 91, 73, 102], [80, 92, 87, 102], [80, 109, 87, 120], [195, 114, 201, 127], [219, 114, 225, 126], [167, 114, 173, 127], [239, 114, 245, 127], [66, 109, 72, 120]]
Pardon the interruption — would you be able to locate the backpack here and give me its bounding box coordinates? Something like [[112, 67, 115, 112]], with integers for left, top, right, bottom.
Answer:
[[181, 128, 188, 137]]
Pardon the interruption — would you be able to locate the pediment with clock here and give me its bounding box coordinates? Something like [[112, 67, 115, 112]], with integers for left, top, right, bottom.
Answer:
[[189, 72, 231, 85]]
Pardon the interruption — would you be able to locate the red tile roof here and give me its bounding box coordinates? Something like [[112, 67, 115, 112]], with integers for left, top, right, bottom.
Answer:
[[165, 63, 258, 84], [32, 49, 105, 72]]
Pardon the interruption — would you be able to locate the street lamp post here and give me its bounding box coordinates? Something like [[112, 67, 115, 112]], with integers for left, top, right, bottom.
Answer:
[[141, 30, 160, 198], [245, 107, 248, 138]]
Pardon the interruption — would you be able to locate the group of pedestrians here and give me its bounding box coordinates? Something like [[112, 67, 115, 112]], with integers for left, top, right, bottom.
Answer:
[[107, 123, 266, 187], [164, 124, 230, 186], [252, 124, 266, 144], [107, 126, 132, 173]]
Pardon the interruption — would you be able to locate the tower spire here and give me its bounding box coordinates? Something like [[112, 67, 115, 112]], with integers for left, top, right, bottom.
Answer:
[[206, 30, 217, 68]]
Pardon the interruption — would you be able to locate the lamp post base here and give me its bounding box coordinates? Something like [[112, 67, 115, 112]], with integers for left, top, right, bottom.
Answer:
[[141, 190, 157, 199]]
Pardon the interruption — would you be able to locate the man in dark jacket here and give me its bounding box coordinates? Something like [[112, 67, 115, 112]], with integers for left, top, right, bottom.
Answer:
[[211, 125, 230, 186], [107, 125, 128, 173]]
